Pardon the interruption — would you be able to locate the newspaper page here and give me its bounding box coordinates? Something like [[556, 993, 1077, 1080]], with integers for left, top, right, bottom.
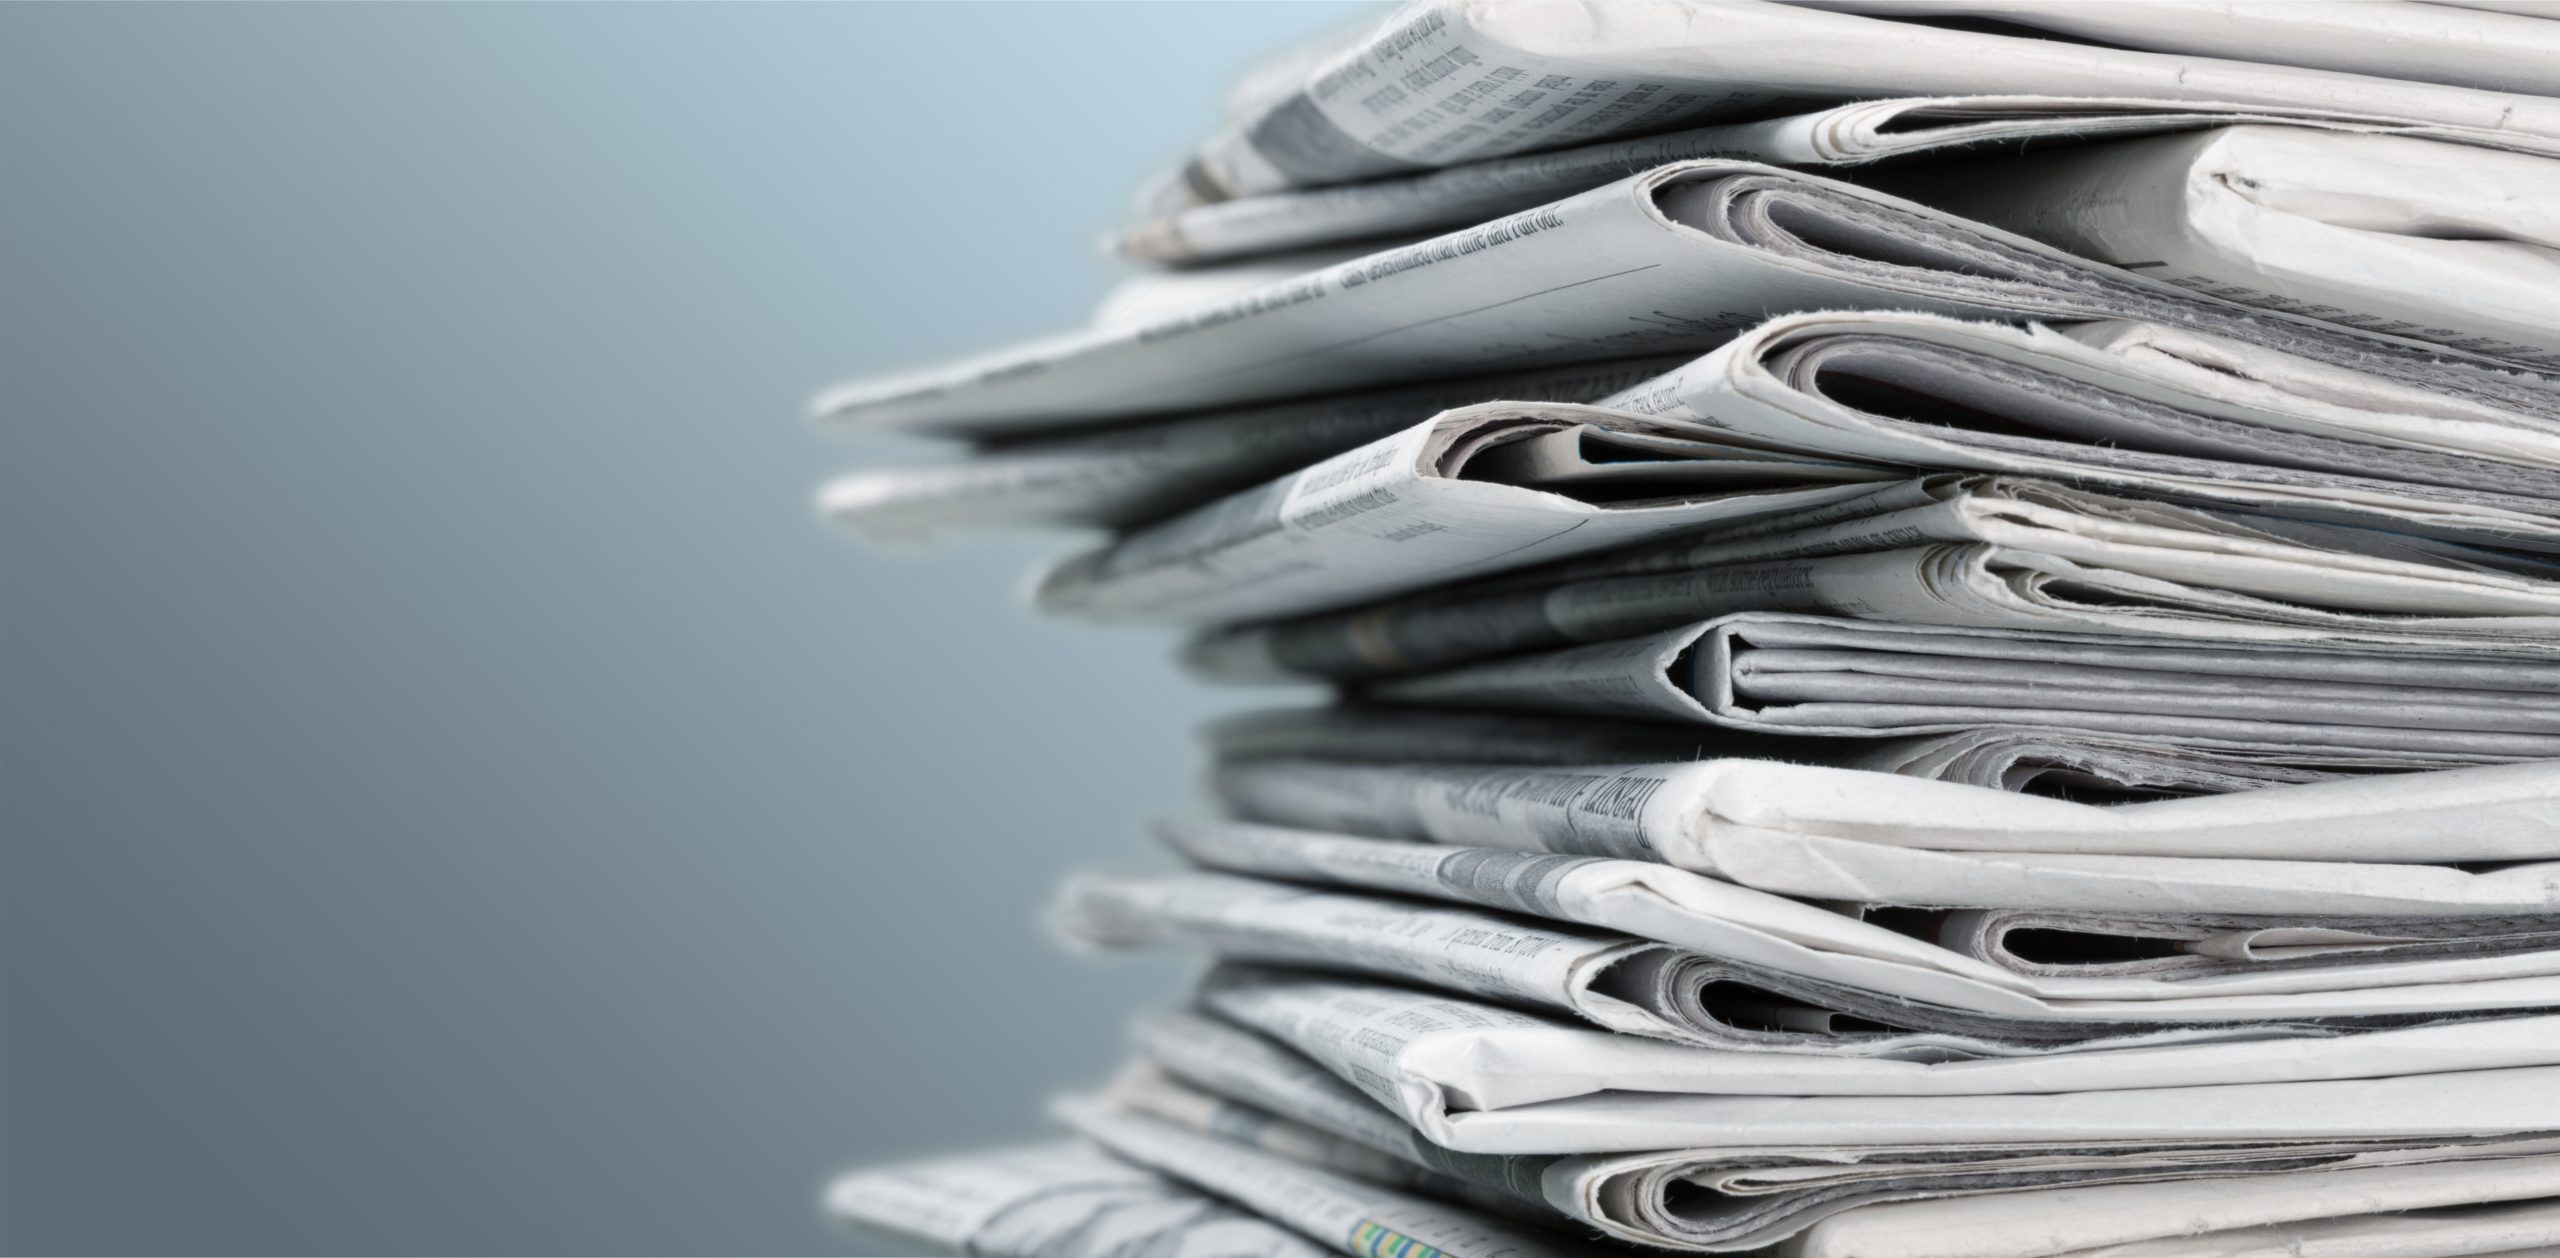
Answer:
[[1187, 965, 2560, 1156], [1211, 757, 2560, 914], [1587, 313, 2560, 546], [1841, 728, 2461, 797], [819, 356, 1686, 543], [1180, 475, 2560, 687], [1869, 127, 2560, 370], [1153, 819, 2560, 1008], [1134, 1003, 2560, 1255], [1098, 1062, 1548, 1224], [2036, 1199, 2560, 1258], [822, 1141, 1331, 1258], [1030, 402, 1886, 624], [1172, 0, 2560, 202], [1784, 1, 2560, 94], [1039, 306, 2560, 625], [1786, 1154, 2560, 1258], [1199, 706, 2459, 798], [1055, 869, 2560, 1053], [1363, 612, 2560, 762], [1122, 97, 2560, 266], [1051, 1095, 1602, 1258], [817, 162, 2539, 439]]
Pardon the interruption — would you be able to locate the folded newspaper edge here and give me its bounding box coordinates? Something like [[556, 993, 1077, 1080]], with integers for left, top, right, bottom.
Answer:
[[1181, 474, 2560, 688], [1129, 1005, 2560, 1254], [1211, 757, 2560, 914], [821, 1140, 1332, 1258], [818, 161, 2542, 438], [1200, 705, 2488, 798], [1867, 125, 2560, 370], [1153, 818, 2560, 1009], [1121, 95, 2560, 266], [1053, 1093, 1596, 1258], [817, 357, 1688, 543], [1363, 610, 2560, 760], [1040, 309, 2560, 627]]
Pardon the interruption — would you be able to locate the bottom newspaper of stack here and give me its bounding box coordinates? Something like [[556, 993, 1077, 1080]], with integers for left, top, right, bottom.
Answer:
[[832, 739, 2560, 1257]]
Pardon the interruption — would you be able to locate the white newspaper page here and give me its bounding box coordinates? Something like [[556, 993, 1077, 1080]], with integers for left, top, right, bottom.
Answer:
[[1031, 403, 1886, 624], [1189, 965, 2560, 1155], [1199, 706, 2477, 797], [1176, 0, 2560, 201], [1870, 127, 2560, 370], [819, 162, 2535, 438], [822, 1141, 1332, 1258], [1212, 757, 2560, 914], [1788, 0, 2560, 94], [2043, 1199, 2560, 1258], [1180, 476, 2560, 688], [1364, 612, 2560, 762], [1053, 1096, 1603, 1258], [1788, 1155, 2560, 1258], [1123, 97, 2560, 266], [1135, 1001, 2560, 1254], [1596, 313, 2560, 547], [818, 357, 1686, 543], [1155, 819, 2560, 1010]]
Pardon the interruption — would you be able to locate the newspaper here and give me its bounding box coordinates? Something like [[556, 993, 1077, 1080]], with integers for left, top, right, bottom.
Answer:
[[1096, 1062, 1545, 1224], [1212, 758, 2560, 915], [816, 162, 2543, 439], [820, 357, 1688, 543], [2033, 1199, 2560, 1258], [1054, 870, 2560, 1053], [1180, 475, 2560, 687], [1786, 1, 2560, 95], [1154, 819, 2560, 1008], [1784, 1157, 2560, 1258], [1121, 96, 2560, 266], [1364, 612, 2560, 762], [1931, 908, 2560, 982], [1184, 965, 2560, 1156], [1132, 1005, 2560, 1254], [822, 1140, 1330, 1258], [1170, 0, 2560, 202], [1869, 127, 2560, 370], [1050, 1095, 1600, 1258], [1201, 706, 2490, 798], [1031, 403, 1888, 625], [1593, 313, 2560, 534], [1034, 305, 2560, 625]]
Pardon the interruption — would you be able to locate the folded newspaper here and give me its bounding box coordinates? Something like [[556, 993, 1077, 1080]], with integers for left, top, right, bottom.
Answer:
[[1364, 611, 2560, 762], [824, 1141, 1332, 1258], [1168, 0, 2560, 203], [819, 161, 2545, 439], [1120, 97, 2560, 266], [821, 356, 1686, 543], [1038, 311, 2560, 626], [1203, 704, 2506, 797], [1210, 757, 2560, 914], [1868, 126, 2560, 370], [1182, 473, 2560, 686], [1122, 1006, 2560, 1253]]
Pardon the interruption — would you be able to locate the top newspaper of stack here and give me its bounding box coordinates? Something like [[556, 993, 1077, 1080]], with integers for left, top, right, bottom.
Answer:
[[814, 153, 2556, 439], [1165, 0, 2560, 205]]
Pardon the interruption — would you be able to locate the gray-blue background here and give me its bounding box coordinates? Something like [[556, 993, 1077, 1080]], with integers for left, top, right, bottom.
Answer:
[[0, 4, 1360, 1252]]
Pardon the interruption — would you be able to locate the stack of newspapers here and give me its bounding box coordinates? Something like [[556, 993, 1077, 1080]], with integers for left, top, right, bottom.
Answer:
[[818, 4, 2560, 1255]]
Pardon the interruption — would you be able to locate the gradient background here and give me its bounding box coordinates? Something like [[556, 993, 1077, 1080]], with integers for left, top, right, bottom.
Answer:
[[0, 3, 1363, 1253]]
